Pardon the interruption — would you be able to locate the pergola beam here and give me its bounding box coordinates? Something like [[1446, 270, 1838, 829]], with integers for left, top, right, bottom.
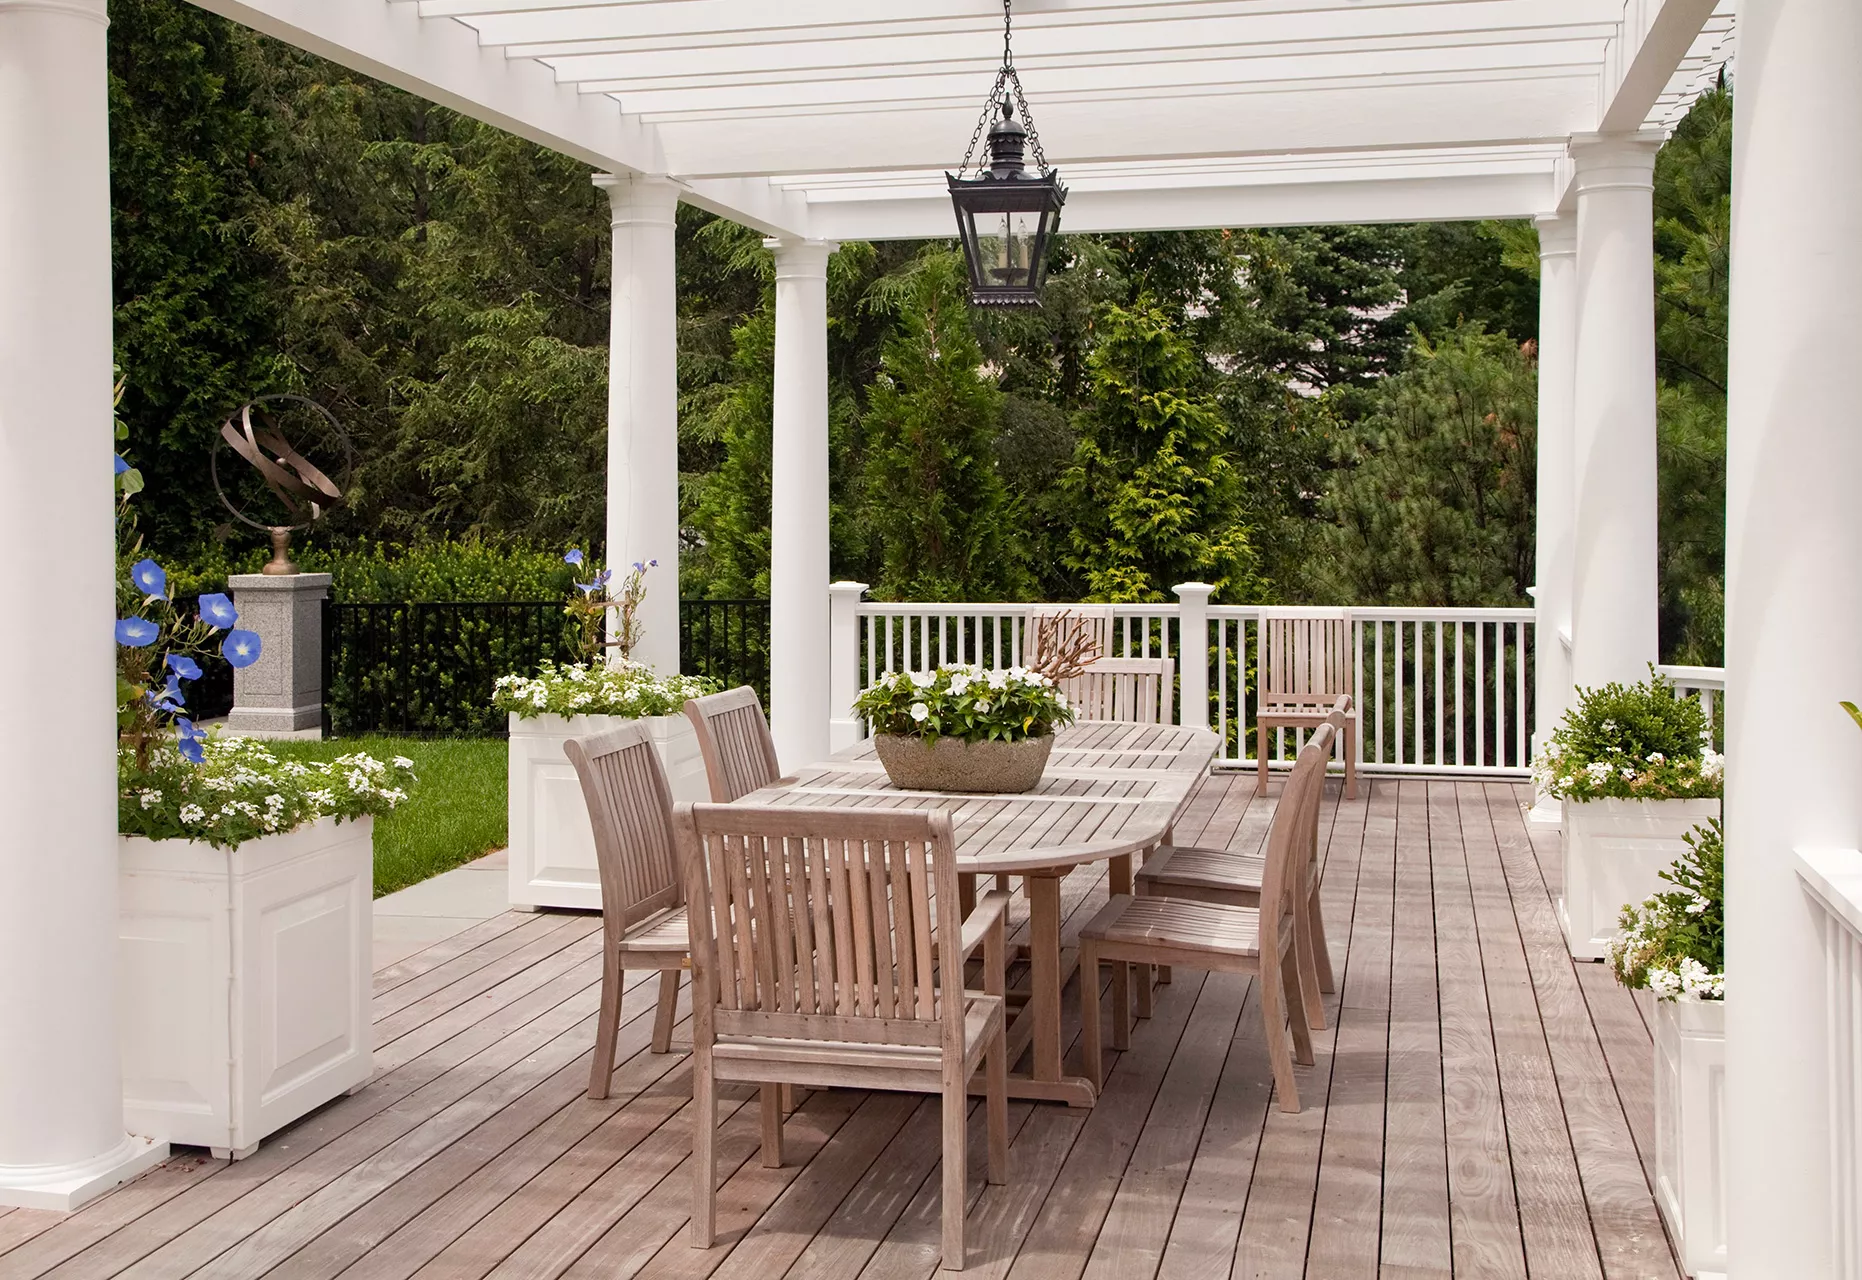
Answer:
[[1597, 0, 1721, 132]]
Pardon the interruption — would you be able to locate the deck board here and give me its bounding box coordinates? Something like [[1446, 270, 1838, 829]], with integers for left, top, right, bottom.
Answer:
[[0, 777, 1681, 1280]]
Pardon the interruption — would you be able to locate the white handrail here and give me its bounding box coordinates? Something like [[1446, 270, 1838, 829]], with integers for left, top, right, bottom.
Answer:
[[1795, 848, 1862, 1280], [1655, 663, 1727, 740]]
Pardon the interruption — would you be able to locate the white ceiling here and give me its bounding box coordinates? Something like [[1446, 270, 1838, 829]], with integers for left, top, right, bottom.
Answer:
[[193, 0, 1737, 239]]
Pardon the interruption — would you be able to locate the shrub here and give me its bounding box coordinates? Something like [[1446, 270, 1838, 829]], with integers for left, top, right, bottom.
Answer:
[[853, 664, 1076, 744], [169, 537, 575, 603], [1607, 820, 1724, 1000], [493, 660, 718, 720], [1533, 669, 1722, 801]]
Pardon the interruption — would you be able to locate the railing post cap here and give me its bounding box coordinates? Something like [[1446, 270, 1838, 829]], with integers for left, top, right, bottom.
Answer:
[[828, 581, 869, 595], [1172, 582, 1215, 599]]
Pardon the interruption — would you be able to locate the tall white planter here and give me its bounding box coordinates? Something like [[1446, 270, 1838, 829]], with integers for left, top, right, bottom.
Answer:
[[1560, 797, 1720, 960], [507, 713, 709, 910], [1653, 995, 1727, 1279], [117, 816, 374, 1159]]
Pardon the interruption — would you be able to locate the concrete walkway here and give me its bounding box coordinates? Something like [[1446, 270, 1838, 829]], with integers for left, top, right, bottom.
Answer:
[[372, 848, 519, 971]]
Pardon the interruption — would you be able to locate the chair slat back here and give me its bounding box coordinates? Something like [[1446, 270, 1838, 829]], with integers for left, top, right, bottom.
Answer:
[[685, 686, 783, 802], [1059, 657, 1175, 724], [676, 804, 964, 1048], [565, 722, 682, 934], [1026, 605, 1114, 664], [1261, 612, 1352, 709], [1259, 722, 1337, 961]]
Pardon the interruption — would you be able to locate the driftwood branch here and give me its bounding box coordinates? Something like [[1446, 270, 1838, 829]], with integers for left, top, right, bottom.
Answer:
[[1027, 611, 1101, 682]]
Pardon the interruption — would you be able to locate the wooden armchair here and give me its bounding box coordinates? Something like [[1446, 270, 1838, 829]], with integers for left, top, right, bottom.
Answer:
[[676, 803, 1009, 1271], [564, 722, 691, 1099], [684, 685, 789, 801], [1135, 699, 1349, 1031], [1080, 723, 1337, 1113], [1060, 656, 1175, 724], [1257, 613, 1357, 798]]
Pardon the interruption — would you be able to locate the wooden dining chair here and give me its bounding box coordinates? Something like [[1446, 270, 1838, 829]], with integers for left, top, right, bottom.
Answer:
[[1079, 723, 1336, 1113], [1134, 697, 1349, 1030], [675, 802, 1010, 1270], [1256, 612, 1357, 799], [564, 722, 690, 1099], [684, 685, 786, 801], [1059, 656, 1175, 724]]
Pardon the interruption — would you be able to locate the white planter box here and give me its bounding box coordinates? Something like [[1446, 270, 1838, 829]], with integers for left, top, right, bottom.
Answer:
[[507, 713, 709, 910], [1560, 797, 1721, 960], [1653, 995, 1727, 1279], [118, 816, 374, 1159]]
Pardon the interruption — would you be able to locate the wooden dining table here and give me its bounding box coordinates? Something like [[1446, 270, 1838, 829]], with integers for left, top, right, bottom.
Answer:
[[736, 720, 1220, 1107]]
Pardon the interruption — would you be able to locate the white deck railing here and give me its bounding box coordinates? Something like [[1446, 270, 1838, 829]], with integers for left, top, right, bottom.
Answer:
[[1656, 663, 1727, 745], [1794, 848, 1862, 1280], [842, 592, 1541, 776]]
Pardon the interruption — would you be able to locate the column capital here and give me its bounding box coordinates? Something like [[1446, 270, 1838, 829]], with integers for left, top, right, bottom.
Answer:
[[764, 237, 839, 279], [1567, 132, 1663, 195], [592, 173, 681, 226], [0, 0, 108, 22], [1534, 212, 1577, 260]]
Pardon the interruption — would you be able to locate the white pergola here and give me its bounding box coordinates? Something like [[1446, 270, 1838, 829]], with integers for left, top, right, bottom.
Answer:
[[1, 1, 1856, 1273]]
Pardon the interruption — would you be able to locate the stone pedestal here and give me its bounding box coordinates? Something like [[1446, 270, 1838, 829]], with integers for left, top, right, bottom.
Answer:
[[225, 573, 331, 736]]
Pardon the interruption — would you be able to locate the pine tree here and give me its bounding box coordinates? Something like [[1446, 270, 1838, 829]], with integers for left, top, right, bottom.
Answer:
[[1063, 299, 1262, 602], [860, 254, 1026, 601]]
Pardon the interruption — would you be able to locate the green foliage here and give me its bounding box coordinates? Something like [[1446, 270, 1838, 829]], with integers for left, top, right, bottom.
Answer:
[[1062, 299, 1263, 602], [170, 537, 575, 601], [120, 737, 414, 849], [853, 666, 1074, 744], [263, 735, 505, 896], [1536, 671, 1722, 801], [1304, 323, 1537, 605], [861, 254, 1027, 600], [491, 661, 718, 719], [1609, 820, 1724, 1000]]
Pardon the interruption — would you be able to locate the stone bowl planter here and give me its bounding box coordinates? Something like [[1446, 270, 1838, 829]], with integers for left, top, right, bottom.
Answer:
[[872, 733, 1054, 793]]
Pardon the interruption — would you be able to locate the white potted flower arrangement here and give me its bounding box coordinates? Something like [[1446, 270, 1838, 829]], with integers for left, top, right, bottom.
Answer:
[[853, 664, 1076, 793], [494, 552, 716, 911], [1607, 821, 1726, 1278], [113, 460, 413, 1159], [1533, 671, 1723, 960]]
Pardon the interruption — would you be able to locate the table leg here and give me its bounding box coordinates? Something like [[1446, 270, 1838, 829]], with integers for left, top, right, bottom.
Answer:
[[1028, 871, 1064, 1085]]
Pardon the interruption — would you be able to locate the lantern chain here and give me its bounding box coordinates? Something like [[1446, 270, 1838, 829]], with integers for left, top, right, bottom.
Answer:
[[955, 0, 1053, 179]]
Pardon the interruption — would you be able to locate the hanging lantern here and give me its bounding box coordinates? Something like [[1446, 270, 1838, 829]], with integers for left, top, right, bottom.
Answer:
[[947, 1, 1066, 308]]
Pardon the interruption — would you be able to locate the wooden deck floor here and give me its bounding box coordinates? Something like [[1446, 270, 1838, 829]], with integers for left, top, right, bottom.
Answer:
[[0, 776, 1682, 1280]]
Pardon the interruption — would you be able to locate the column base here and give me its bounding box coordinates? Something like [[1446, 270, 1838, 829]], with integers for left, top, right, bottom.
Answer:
[[221, 706, 324, 737], [1527, 793, 1564, 827], [0, 1134, 168, 1211]]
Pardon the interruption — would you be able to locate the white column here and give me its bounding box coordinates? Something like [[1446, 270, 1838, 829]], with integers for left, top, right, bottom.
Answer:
[[0, 0, 166, 1209], [1723, 0, 1862, 1271], [827, 581, 869, 753], [1529, 213, 1578, 824], [594, 174, 680, 674], [765, 238, 837, 772], [1172, 582, 1213, 731], [1568, 134, 1663, 692]]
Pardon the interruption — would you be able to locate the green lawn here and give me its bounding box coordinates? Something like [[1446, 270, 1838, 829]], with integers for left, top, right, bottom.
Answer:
[[266, 736, 506, 897]]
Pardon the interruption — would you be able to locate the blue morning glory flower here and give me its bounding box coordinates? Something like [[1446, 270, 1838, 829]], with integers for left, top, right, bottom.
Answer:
[[576, 568, 613, 596], [114, 454, 130, 476], [175, 720, 206, 764], [149, 677, 186, 715], [563, 548, 584, 566], [221, 629, 262, 668], [165, 654, 202, 682], [178, 737, 205, 764], [198, 593, 238, 629], [130, 558, 167, 598], [115, 617, 159, 647]]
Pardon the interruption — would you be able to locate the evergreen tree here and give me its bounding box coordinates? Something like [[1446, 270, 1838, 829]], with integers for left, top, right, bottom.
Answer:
[[1063, 299, 1263, 602], [859, 255, 1026, 601], [1305, 323, 1537, 606]]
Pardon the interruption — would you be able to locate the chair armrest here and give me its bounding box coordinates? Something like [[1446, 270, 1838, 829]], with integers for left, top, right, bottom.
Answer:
[[959, 890, 1011, 960]]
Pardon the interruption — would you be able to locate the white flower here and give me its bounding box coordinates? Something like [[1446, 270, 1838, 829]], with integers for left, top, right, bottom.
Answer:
[[1647, 752, 1666, 765], [1686, 893, 1711, 916], [974, 699, 991, 714], [178, 804, 206, 824], [910, 670, 936, 689], [987, 670, 1009, 690], [910, 702, 930, 723], [1585, 761, 1613, 783], [392, 756, 414, 770], [1620, 766, 1638, 781], [1647, 967, 1682, 999], [948, 673, 972, 696], [138, 789, 162, 810]]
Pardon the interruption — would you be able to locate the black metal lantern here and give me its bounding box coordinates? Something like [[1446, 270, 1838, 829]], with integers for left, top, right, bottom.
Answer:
[[947, 1, 1065, 308]]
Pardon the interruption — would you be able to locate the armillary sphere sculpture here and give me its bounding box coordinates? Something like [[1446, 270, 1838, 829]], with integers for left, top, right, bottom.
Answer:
[[210, 395, 353, 575]]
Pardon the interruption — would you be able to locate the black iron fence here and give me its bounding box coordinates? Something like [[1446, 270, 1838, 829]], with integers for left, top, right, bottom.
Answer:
[[319, 599, 770, 737]]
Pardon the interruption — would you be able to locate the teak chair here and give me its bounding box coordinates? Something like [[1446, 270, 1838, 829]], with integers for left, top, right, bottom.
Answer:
[[1060, 656, 1176, 724], [564, 723, 690, 1099], [1256, 613, 1357, 799], [1134, 699, 1350, 1031], [1079, 722, 1337, 1113], [676, 803, 1010, 1270], [684, 685, 786, 801]]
